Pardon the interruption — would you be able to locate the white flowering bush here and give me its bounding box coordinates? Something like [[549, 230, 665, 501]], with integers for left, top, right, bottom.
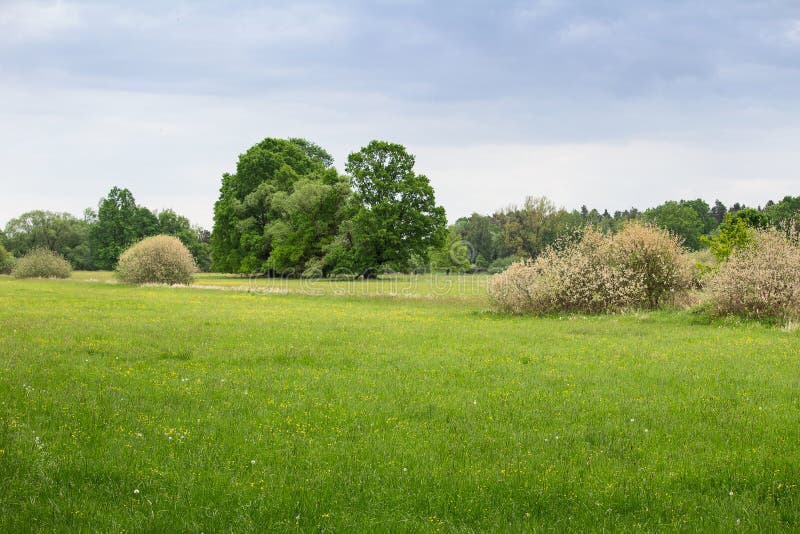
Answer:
[[489, 223, 692, 314], [116, 235, 197, 285], [704, 227, 800, 319], [611, 222, 693, 308]]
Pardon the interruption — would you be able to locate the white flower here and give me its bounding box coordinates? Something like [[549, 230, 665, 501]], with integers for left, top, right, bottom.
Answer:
[[133, 489, 140, 494], [403, 467, 407, 472], [644, 429, 648, 433], [729, 491, 734, 496], [251, 460, 256, 465], [630, 418, 635, 422]]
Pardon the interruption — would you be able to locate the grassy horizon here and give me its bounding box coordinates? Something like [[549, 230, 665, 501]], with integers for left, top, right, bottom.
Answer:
[[1, 276, 798, 531]]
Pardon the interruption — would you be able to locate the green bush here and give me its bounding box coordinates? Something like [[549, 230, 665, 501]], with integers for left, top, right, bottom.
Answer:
[[0, 244, 15, 274], [704, 227, 800, 319], [489, 223, 692, 314], [116, 235, 197, 285], [11, 248, 72, 279]]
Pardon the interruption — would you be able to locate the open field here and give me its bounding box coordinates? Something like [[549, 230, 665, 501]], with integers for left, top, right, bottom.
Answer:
[[70, 271, 493, 304], [1, 275, 799, 531]]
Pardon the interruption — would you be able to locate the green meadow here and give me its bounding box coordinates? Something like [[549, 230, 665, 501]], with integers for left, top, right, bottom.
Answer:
[[1, 275, 799, 532]]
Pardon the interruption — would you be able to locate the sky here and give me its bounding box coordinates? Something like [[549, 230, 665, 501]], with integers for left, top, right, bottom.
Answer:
[[1, 0, 799, 229]]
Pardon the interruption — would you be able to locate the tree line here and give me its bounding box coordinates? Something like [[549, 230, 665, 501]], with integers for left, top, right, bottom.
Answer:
[[444, 195, 800, 273], [1, 135, 798, 276], [0, 187, 211, 271]]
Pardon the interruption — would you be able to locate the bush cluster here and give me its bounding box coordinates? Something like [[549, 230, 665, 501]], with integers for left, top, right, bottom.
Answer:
[[0, 244, 15, 274], [489, 223, 692, 314], [11, 248, 72, 279], [703, 227, 800, 319], [116, 235, 197, 285]]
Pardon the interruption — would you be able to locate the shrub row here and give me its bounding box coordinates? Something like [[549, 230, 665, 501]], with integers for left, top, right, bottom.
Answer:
[[490, 222, 800, 320], [489, 223, 692, 314]]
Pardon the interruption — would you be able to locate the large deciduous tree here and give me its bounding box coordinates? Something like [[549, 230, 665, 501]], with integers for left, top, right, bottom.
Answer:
[[339, 140, 446, 276], [211, 137, 348, 274]]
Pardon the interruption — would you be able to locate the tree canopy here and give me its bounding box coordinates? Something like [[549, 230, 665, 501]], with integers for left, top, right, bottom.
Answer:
[[341, 140, 447, 275], [211, 138, 347, 274]]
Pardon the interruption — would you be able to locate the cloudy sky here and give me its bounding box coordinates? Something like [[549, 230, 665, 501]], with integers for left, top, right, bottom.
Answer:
[[2, 0, 799, 228]]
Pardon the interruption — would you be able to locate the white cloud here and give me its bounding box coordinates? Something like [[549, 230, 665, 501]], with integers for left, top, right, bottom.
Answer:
[[0, 0, 81, 44]]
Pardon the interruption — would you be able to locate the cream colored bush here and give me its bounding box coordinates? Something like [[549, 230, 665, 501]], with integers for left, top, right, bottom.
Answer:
[[704, 227, 800, 319], [489, 223, 692, 314], [486, 258, 539, 313], [116, 235, 197, 285], [611, 222, 693, 307], [12, 248, 72, 279]]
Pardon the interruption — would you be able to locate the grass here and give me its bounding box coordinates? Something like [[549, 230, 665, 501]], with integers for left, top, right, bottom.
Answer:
[[1, 274, 799, 531]]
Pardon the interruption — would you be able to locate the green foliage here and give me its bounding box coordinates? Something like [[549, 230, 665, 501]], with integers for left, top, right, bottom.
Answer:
[[494, 196, 575, 258], [3, 210, 92, 269], [116, 235, 197, 285], [90, 187, 159, 269], [644, 200, 705, 250], [702, 214, 755, 261], [452, 213, 501, 268], [11, 248, 72, 278], [211, 137, 341, 273], [0, 244, 15, 274], [729, 207, 768, 229], [265, 176, 351, 276], [429, 228, 472, 273], [340, 140, 447, 275], [680, 198, 718, 234], [766, 196, 800, 226]]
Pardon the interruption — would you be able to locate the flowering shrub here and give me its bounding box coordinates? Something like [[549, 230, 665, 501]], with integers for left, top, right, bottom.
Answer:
[[611, 222, 693, 307], [116, 235, 197, 285], [489, 223, 692, 314], [486, 258, 539, 313], [704, 227, 800, 319], [11, 248, 72, 279]]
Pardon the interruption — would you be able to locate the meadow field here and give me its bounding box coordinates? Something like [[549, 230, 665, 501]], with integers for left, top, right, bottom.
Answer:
[[1, 274, 799, 531]]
